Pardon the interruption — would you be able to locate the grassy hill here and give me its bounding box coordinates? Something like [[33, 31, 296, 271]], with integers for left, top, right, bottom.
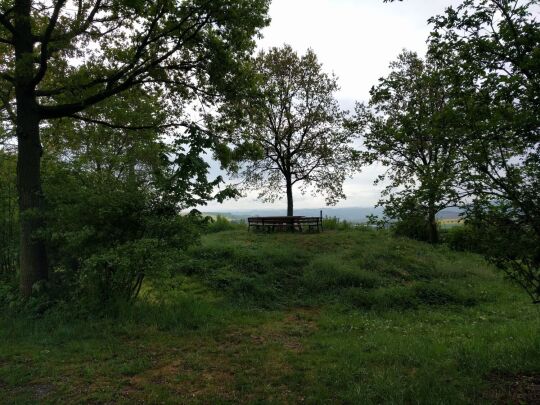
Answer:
[[1, 228, 539, 403]]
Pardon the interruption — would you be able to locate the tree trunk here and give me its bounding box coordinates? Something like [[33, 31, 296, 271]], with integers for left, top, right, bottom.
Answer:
[[427, 208, 439, 244], [16, 106, 48, 298], [286, 180, 294, 216], [15, 0, 48, 297]]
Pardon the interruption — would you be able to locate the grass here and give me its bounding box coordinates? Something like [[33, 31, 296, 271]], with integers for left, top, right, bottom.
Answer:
[[1, 228, 539, 404]]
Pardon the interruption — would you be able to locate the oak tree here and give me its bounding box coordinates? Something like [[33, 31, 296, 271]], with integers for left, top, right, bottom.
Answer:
[[215, 45, 359, 216], [0, 0, 269, 297]]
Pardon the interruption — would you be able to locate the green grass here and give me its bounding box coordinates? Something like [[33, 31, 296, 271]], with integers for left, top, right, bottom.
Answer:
[[1, 228, 539, 404]]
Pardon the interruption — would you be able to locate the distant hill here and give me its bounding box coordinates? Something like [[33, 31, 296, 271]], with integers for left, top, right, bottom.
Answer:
[[202, 206, 462, 223]]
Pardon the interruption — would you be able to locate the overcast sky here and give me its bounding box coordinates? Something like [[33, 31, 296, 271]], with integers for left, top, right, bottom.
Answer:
[[202, 0, 462, 213]]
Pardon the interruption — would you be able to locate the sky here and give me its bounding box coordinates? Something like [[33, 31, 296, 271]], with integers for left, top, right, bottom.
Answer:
[[202, 0, 462, 213]]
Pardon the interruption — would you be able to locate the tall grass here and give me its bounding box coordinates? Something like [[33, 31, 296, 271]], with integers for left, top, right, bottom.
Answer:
[[322, 216, 354, 230]]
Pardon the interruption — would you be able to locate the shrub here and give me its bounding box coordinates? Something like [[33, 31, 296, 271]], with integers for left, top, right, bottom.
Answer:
[[0, 280, 17, 309], [392, 215, 433, 243], [40, 165, 203, 311], [443, 225, 484, 253], [323, 217, 354, 231], [205, 215, 236, 233]]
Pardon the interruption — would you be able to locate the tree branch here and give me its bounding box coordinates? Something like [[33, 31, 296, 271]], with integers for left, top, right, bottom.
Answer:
[[0, 7, 15, 35], [45, 0, 103, 43], [32, 0, 67, 86], [38, 12, 211, 119], [70, 113, 185, 131]]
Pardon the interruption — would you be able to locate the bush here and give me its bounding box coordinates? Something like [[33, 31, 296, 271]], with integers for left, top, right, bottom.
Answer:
[[443, 225, 484, 253], [392, 215, 433, 243], [40, 165, 203, 311], [205, 215, 236, 233], [0, 280, 17, 309]]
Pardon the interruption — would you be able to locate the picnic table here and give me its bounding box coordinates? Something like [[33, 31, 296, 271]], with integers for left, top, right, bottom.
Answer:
[[247, 216, 323, 233]]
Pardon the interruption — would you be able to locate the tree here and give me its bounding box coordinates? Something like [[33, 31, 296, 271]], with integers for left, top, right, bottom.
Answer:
[[428, 0, 540, 302], [354, 51, 464, 244], [214, 45, 359, 216], [0, 0, 269, 297]]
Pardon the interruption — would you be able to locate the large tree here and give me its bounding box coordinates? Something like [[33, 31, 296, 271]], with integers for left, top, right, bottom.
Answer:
[[355, 51, 464, 244], [214, 45, 359, 216], [428, 0, 540, 302], [0, 0, 269, 297]]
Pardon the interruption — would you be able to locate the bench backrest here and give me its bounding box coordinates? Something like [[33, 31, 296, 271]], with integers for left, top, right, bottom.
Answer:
[[248, 216, 320, 225], [297, 217, 320, 224]]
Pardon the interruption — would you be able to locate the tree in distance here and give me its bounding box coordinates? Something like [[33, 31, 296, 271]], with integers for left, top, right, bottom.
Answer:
[[353, 51, 464, 244], [213, 45, 360, 216]]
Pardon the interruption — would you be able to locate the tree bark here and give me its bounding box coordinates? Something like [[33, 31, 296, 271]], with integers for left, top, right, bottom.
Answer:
[[15, 0, 48, 297], [16, 101, 48, 297], [286, 179, 294, 216]]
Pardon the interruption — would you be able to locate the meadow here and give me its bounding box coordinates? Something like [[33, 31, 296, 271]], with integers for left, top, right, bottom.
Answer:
[[1, 227, 539, 404]]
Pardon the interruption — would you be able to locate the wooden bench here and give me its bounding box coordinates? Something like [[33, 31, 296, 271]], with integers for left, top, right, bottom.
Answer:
[[248, 216, 322, 233], [247, 217, 266, 232], [296, 217, 323, 233]]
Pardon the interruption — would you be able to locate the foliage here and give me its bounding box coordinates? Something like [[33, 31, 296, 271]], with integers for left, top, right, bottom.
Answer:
[[9, 85, 235, 310], [0, 0, 271, 296], [42, 88, 238, 210], [428, 0, 540, 302], [442, 225, 485, 254], [0, 0, 271, 126], [462, 201, 540, 303], [392, 217, 432, 243], [205, 215, 238, 234], [353, 51, 464, 244], [213, 45, 359, 215], [40, 163, 204, 310], [385, 196, 435, 242], [0, 150, 17, 279]]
